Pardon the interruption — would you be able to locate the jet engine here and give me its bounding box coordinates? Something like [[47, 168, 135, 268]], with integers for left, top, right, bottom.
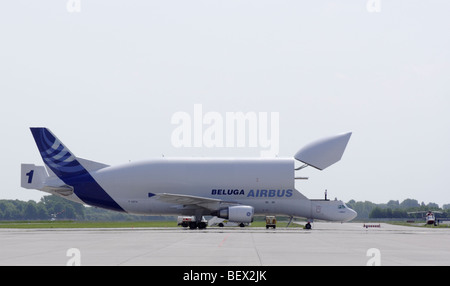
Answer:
[[215, 206, 254, 223]]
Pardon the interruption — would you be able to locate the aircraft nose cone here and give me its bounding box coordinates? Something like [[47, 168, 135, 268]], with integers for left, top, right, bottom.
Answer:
[[346, 208, 357, 222]]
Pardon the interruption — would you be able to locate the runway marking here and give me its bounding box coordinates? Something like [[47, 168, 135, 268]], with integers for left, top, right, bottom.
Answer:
[[218, 234, 230, 247], [252, 233, 263, 266]]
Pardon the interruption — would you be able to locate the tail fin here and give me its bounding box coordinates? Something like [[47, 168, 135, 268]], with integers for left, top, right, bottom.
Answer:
[[21, 164, 48, 190], [30, 128, 104, 179], [28, 128, 123, 212]]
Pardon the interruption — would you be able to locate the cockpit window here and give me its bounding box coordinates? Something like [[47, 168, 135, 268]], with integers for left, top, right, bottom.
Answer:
[[338, 204, 346, 209]]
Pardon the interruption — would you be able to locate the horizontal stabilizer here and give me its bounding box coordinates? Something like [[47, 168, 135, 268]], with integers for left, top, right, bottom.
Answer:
[[42, 185, 74, 196], [294, 132, 352, 170], [21, 164, 48, 190]]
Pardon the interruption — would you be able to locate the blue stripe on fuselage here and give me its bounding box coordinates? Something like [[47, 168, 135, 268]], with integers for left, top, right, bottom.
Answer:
[[63, 172, 125, 212]]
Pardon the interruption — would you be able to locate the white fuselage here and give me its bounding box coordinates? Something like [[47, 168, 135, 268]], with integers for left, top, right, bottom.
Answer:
[[57, 157, 356, 222]]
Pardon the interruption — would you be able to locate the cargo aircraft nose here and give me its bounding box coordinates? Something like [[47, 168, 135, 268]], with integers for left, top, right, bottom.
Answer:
[[337, 202, 357, 222], [345, 208, 357, 222]]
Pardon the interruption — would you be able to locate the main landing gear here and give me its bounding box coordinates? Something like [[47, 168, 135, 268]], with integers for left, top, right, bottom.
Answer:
[[189, 221, 207, 230], [178, 215, 208, 230]]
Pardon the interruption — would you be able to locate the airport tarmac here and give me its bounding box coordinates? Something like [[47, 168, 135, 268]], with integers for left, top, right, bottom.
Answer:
[[1, 222, 449, 266]]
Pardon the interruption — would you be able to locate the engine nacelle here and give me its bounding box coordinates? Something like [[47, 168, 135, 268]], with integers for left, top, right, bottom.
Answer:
[[216, 206, 254, 223]]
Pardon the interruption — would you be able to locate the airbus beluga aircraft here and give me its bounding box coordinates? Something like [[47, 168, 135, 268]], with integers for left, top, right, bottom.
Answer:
[[21, 128, 357, 229]]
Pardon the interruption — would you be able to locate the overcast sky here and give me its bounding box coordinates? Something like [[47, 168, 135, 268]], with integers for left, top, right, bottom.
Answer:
[[1, 1, 449, 206]]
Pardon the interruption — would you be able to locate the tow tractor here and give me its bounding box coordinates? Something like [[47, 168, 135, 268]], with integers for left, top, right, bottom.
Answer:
[[265, 216, 277, 229]]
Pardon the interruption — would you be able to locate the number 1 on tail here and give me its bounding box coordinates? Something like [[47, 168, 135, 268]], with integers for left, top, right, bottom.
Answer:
[[26, 170, 34, 184]]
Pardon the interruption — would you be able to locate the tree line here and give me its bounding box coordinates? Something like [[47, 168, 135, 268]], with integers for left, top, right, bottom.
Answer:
[[1, 195, 449, 221], [0, 196, 168, 221], [346, 198, 450, 219]]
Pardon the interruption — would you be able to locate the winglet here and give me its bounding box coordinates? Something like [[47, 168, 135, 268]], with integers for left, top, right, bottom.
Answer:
[[294, 132, 352, 170]]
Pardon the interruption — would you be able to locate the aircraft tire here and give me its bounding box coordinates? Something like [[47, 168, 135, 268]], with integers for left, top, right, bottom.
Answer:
[[189, 222, 198, 229]]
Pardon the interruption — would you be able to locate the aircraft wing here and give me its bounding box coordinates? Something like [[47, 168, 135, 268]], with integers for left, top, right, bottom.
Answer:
[[150, 193, 239, 211]]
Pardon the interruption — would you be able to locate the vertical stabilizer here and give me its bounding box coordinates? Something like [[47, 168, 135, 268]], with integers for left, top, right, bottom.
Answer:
[[28, 127, 124, 212], [30, 128, 88, 179]]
